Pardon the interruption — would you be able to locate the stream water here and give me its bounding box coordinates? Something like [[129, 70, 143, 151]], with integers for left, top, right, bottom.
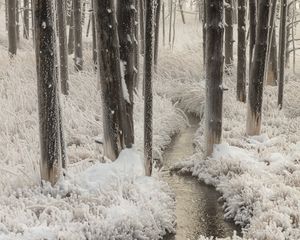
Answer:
[[162, 114, 240, 240]]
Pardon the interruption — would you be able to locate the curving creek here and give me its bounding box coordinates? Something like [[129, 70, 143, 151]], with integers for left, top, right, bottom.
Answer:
[[161, 114, 241, 240]]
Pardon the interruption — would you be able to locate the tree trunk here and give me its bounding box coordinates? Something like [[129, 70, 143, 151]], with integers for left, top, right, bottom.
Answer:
[[91, 0, 97, 70], [154, 0, 161, 67], [162, 1, 165, 46], [265, 0, 278, 86], [117, 0, 136, 148], [144, 0, 155, 176], [225, 0, 234, 68], [205, 0, 224, 156], [237, 0, 246, 102], [8, 0, 17, 56], [278, 0, 287, 109], [139, 0, 145, 55], [23, 0, 30, 39], [73, 0, 83, 70], [34, 0, 62, 185], [57, 0, 69, 95], [168, 0, 173, 46], [16, 0, 20, 45], [93, 0, 126, 161], [178, 0, 185, 24], [68, 1, 75, 55], [203, 0, 206, 69], [249, 0, 256, 73], [246, 0, 271, 136], [266, 27, 278, 86]]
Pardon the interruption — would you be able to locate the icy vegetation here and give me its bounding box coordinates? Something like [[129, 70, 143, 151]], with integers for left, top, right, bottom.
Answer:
[[174, 74, 300, 239], [0, 41, 186, 238]]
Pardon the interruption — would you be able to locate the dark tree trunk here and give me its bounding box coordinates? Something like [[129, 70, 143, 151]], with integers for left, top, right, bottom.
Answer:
[[8, 0, 17, 56], [144, 0, 155, 176], [23, 0, 30, 39], [68, 1, 75, 55], [91, 0, 97, 69], [265, 0, 278, 86], [249, 0, 257, 72], [139, 0, 145, 55], [203, 0, 206, 69], [267, 27, 278, 86], [205, 0, 224, 156], [73, 0, 83, 70], [154, 0, 161, 67], [246, 0, 271, 136], [34, 0, 63, 185], [57, 0, 69, 95], [93, 0, 126, 161], [237, 0, 246, 102], [278, 0, 287, 109], [225, 0, 234, 68], [178, 0, 185, 24], [117, 0, 136, 148]]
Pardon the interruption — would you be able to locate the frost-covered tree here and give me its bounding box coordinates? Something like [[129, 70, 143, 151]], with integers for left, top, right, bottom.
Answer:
[[34, 0, 63, 185], [249, 0, 256, 73], [144, 0, 155, 176], [57, 0, 69, 95], [205, 0, 224, 156], [93, 0, 126, 161], [117, 0, 137, 148], [237, 0, 246, 102], [225, 0, 233, 69], [8, 0, 17, 56], [73, 0, 83, 70], [246, 0, 271, 136], [278, 0, 287, 109], [23, 0, 30, 39]]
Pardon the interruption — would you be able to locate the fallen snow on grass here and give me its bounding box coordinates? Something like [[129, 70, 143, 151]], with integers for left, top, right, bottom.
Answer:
[[174, 75, 300, 240], [0, 148, 175, 240]]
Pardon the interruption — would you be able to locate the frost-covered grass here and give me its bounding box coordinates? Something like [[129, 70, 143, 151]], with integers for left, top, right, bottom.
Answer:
[[0, 34, 188, 239], [174, 71, 300, 239]]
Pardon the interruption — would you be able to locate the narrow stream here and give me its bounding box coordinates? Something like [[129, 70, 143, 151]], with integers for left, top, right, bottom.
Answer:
[[162, 114, 240, 240]]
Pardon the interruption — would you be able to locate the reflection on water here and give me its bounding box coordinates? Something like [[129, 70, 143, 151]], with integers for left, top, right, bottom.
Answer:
[[162, 114, 240, 240]]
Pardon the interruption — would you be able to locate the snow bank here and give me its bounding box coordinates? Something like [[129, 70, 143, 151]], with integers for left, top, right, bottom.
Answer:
[[175, 74, 300, 239], [0, 149, 176, 240]]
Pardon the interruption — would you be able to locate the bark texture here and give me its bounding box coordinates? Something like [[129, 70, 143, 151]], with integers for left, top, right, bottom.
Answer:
[[237, 0, 246, 102], [246, 0, 271, 136], [73, 0, 83, 70], [34, 0, 62, 185], [57, 0, 69, 95], [278, 0, 287, 109], [144, 0, 155, 176], [205, 0, 224, 156], [225, 0, 233, 68], [117, 0, 137, 148], [93, 0, 126, 161], [8, 0, 17, 55], [23, 0, 30, 39]]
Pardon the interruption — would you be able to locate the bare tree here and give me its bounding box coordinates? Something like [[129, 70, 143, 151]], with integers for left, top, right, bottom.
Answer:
[[154, 0, 161, 67], [68, 1, 75, 55], [139, 0, 145, 55], [205, 0, 224, 156], [8, 0, 17, 56], [144, 0, 155, 176], [249, 0, 256, 72], [57, 0, 69, 95], [237, 0, 246, 102], [225, 0, 234, 69], [23, 0, 30, 39], [34, 0, 63, 185], [93, 0, 126, 161], [117, 0, 137, 147], [278, 0, 287, 109], [73, 0, 83, 70], [246, 0, 271, 136]]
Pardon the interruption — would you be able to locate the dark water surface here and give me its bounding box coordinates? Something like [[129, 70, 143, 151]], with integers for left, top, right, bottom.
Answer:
[[162, 114, 240, 240]]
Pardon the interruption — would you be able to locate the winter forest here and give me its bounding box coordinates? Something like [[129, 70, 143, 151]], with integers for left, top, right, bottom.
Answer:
[[1, 0, 300, 239]]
